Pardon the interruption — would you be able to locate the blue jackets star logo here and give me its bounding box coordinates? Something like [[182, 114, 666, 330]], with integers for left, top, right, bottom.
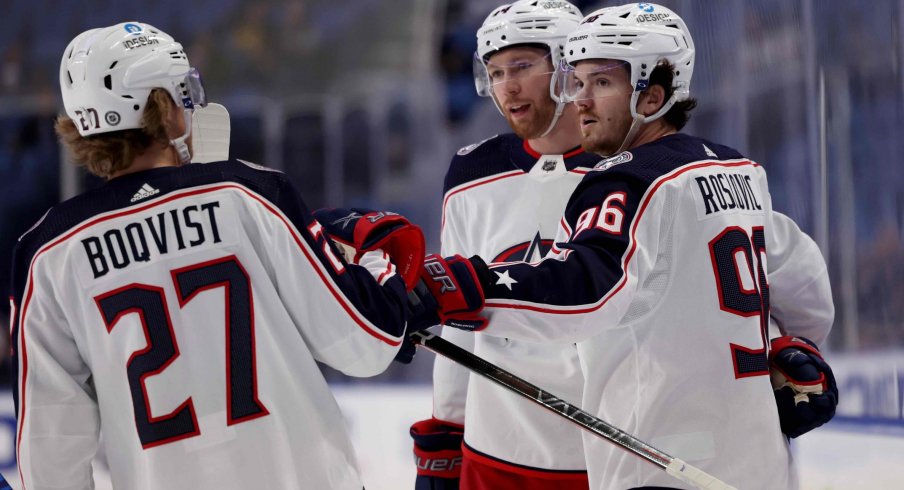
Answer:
[[495, 270, 517, 290], [493, 232, 553, 262]]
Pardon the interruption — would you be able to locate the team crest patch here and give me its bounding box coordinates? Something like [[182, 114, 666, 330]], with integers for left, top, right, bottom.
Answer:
[[592, 151, 633, 172], [457, 135, 498, 156]]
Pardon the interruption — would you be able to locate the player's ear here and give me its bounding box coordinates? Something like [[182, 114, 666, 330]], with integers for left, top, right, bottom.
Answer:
[[638, 84, 666, 117]]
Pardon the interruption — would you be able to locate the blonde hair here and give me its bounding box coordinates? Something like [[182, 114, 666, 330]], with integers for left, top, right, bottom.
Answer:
[[55, 89, 177, 179]]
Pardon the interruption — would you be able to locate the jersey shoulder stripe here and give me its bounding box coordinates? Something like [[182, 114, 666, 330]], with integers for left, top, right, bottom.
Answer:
[[576, 133, 749, 192], [11, 161, 289, 294], [486, 159, 759, 314], [443, 134, 600, 197], [11, 160, 406, 347], [486, 145, 760, 313]]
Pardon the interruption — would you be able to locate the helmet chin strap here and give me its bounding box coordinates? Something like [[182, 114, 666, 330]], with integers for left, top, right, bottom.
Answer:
[[537, 72, 569, 139], [169, 109, 194, 164], [613, 113, 645, 156], [537, 98, 566, 138], [607, 91, 680, 156]]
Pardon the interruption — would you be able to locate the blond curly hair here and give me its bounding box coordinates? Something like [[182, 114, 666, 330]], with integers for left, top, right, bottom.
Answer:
[[55, 89, 177, 179]]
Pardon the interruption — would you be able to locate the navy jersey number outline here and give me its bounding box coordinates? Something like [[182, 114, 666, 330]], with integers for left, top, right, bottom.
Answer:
[[95, 255, 268, 449], [95, 285, 200, 448], [708, 226, 770, 378]]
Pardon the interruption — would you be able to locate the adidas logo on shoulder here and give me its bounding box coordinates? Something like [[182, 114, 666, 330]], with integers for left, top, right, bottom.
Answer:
[[702, 144, 718, 158], [131, 183, 160, 202]]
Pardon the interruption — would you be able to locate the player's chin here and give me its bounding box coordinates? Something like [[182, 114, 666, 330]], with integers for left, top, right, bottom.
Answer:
[[509, 122, 538, 140], [580, 135, 612, 155], [508, 116, 546, 140]]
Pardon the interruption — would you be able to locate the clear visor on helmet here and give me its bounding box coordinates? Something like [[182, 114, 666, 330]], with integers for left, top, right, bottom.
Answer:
[[473, 51, 554, 97], [554, 59, 632, 103], [181, 67, 207, 109]]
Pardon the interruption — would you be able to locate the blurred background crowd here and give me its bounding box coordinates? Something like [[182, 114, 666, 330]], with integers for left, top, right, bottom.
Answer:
[[1, 0, 903, 386]]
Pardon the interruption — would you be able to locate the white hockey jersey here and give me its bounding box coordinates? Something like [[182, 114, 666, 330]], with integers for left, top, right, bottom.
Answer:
[[9, 161, 409, 490], [434, 134, 599, 475], [477, 134, 834, 490]]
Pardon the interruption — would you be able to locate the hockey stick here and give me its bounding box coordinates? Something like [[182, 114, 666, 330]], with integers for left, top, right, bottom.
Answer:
[[411, 330, 737, 490]]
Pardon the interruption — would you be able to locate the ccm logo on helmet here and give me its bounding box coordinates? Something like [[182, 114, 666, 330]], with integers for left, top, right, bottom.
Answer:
[[424, 257, 458, 294]]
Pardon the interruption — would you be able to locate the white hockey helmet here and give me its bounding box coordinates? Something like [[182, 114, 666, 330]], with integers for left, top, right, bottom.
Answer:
[[60, 22, 206, 162], [475, 0, 583, 72], [560, 3, 695, 123], [473, 0, 583, 137]]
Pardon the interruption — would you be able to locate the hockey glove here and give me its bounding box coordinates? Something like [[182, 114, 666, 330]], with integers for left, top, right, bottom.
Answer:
[[408, 254, 491, 333], [312, 207, 425, 290], [411, 418, 464, 490], [769, 336, 839, 438]]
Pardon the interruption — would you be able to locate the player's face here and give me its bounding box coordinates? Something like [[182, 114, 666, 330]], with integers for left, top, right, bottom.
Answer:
[[572, 59, 634, 156], [487, 46, 557, 140]]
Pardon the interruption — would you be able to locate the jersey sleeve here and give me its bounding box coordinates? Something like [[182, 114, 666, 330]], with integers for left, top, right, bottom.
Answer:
[[254, 174, 409, 377], [11, 247, 100, 490], [430, 183, 474, 424], [479, 169, 663, 344], [765, 211, 834, 347]]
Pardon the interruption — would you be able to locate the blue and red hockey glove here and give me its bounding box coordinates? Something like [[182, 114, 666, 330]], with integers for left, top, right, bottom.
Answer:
[[312, 207, 425, 290], [769, 336, 839, 438], [408, 254, 492, 333], [411, 418, 464, 490], [313, 207, 427, 364]]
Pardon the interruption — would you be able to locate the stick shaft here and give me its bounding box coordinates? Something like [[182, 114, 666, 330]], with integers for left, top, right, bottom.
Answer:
[[412, 331, 736, 490]]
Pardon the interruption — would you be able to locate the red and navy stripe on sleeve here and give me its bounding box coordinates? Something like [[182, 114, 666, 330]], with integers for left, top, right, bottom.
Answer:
[[481, 133, 747, 311]]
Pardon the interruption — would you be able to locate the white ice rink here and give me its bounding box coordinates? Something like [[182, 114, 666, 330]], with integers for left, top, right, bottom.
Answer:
[[2, 379, 901, 489], [336, 385, 904, 490]]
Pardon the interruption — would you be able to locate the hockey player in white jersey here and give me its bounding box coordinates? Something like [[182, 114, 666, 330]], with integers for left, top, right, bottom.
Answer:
[[409, 2, 596, 489], [409, 4, 837, 489], [10, 22, 426, 490]]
